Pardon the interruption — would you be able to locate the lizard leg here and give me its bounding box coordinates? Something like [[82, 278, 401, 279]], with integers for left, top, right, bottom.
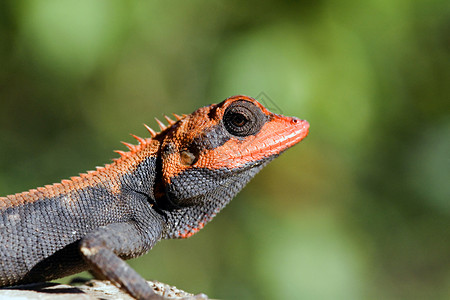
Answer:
[[80, 222, 163, 300]]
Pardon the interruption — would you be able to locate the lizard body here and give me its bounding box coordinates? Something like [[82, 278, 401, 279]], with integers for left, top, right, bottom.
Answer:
[[0, 95, 309, 299]]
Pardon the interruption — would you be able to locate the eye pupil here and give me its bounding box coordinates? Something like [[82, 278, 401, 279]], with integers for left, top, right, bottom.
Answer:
[[231, 113, 247, 127]]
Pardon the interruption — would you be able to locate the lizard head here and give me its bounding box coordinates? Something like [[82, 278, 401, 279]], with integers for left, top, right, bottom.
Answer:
[[155, 95, 309, 238]]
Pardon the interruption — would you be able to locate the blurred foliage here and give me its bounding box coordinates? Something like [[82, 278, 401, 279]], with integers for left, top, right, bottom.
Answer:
[[1, 1, 449, 299]]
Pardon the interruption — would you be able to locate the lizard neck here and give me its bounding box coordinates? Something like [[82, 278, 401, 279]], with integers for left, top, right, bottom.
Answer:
[[107, 138, 162, 202], [160, 157, 273, 239]]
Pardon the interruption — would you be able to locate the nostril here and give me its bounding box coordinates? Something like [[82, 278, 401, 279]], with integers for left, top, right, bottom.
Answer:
[[292, 118, 310, 129]]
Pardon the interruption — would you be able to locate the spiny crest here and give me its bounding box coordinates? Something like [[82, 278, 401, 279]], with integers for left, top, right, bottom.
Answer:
[[121, 142, 136, 151], [155, 118, 167, 131], [164, 115, 175, 125], [172, 113, 183, 121], [131, 134, 146, 144], [112, 112, 187, 162], [144, 124, 157, 138]]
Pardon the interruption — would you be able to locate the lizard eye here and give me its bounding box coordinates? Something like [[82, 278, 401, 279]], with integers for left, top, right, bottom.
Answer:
[[223, 100, 267, 137]]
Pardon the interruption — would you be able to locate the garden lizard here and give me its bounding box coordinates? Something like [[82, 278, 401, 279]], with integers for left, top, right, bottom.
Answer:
[[0, 95, 309, 299]]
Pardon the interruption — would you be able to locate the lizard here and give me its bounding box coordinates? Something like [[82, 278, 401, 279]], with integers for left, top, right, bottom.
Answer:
[[0, 95, 309, 299]]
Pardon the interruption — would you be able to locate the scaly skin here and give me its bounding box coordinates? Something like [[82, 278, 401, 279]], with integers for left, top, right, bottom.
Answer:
[[0, 95, 309, 299]]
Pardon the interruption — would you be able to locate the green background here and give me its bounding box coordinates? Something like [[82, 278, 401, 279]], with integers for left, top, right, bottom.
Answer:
[[0, 1, 449, 299]]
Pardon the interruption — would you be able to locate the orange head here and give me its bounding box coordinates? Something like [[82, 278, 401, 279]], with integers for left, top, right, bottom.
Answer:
[[153, 95, 309, 238]]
